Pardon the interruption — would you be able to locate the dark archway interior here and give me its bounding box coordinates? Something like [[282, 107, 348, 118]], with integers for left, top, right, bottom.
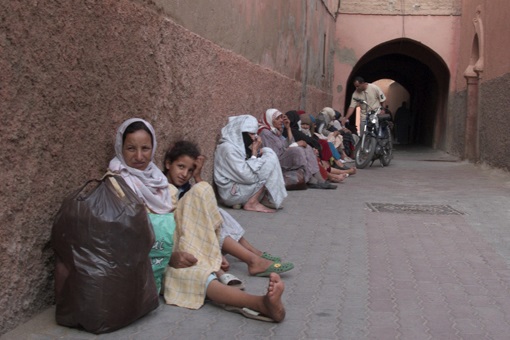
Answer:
[[344, 39, 450, 147]]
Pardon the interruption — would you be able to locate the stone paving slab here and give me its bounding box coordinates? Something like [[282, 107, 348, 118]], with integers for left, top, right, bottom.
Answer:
[[3, 146, 510, 339]]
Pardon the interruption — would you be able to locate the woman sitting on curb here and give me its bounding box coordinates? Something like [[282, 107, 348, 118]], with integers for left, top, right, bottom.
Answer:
[[109, 118, 286, 322], [258, 108, 337, 190], [214, 115, 287, 212]]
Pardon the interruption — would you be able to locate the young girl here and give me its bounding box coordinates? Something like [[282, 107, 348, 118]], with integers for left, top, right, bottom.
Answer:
[[163, 141, 294, 278]]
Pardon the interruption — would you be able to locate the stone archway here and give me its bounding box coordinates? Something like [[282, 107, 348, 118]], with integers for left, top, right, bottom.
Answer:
[[343, 38, 450, 148]]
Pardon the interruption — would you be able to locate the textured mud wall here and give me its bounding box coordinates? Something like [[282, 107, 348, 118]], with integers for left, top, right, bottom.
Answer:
[[151, 0, 339, 95], [479, 74, 510, 171], [448, 73, 510, 170], [446, 90, 467, 157], [0, 0, 332, 334], [447, 0, 510, 169]]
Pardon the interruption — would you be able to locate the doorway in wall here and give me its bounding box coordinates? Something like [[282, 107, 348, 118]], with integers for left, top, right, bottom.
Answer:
[[344, 38, 450, 148]]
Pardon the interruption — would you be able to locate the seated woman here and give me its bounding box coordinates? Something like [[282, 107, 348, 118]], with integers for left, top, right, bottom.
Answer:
[[299, 112, 357, 179], [108, 118, 286, 322], [163, 140, 294, 278], [318, 107, 357, 159], [214, 115, 287, 213], [258, 108, 336, 189]]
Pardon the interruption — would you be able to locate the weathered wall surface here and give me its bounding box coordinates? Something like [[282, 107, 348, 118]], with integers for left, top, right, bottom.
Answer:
[[446, 90, 467, 156], [150, 0, 339, 99], [449, 0, 510, 169], [455, 0, 510, 89], [0, 0, 334, 334], [340, 0, 461, 15], [478, 74, 510, 170]]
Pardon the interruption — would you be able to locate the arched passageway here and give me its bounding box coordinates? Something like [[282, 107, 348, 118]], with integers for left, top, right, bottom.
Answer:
[[343, 39, 450, 148]]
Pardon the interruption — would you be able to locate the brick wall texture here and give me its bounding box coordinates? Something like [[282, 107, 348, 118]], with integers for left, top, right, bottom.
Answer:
[[340, 0, 461, 15]]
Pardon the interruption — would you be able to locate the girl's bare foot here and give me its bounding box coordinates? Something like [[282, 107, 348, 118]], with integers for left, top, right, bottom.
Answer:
[[261, 273, 286, 322], [247, 257, 275, 276], [243, 201, 276, 213]]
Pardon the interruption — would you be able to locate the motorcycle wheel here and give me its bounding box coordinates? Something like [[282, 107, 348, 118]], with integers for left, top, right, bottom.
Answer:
[[355, 135, 376, 169], [380, 127, 393, 166]]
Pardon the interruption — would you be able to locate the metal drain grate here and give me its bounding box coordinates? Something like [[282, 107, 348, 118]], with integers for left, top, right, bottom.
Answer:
[[366, 203, 464, 215]]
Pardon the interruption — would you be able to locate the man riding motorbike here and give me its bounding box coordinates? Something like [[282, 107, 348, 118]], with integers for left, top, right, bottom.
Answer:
[[341, 76, 387, 136]]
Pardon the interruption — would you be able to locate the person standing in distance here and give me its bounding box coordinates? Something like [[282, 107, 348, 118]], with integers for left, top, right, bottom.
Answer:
[[341, 76, 387, 135]]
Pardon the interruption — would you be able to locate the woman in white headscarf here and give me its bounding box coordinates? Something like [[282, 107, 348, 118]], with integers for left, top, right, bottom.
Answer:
[[109, 118, 287, 322], [214, 114, 287, 213]]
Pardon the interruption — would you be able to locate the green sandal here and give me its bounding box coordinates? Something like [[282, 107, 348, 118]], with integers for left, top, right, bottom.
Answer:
[[261, 252, 281, 262], [254, 262, 294, 277]]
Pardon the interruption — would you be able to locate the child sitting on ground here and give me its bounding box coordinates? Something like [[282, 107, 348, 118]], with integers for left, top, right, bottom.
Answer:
[[163, 141, 294, 279]]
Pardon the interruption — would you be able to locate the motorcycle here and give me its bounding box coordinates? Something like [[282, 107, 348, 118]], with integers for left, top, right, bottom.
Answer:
[[353, 98, 393, 168]]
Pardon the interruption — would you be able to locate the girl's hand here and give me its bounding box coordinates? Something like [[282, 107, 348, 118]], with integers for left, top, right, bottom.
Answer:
[[194, 155, 205, 174], [221, 256, 230, 271], [297, 140, 308, 148], [169, 251, 198, 268], [193, 155, 206, 182]]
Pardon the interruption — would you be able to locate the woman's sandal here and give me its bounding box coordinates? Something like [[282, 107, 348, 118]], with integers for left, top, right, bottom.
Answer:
[[254, 262, 294, 277], [261, 252, 281, 262], [222, 305, 275, 322], [211, 303, 275, 322], [218, 273, 245, 290]]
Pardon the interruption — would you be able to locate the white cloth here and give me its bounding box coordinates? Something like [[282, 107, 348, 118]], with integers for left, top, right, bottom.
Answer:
[[108, 118, 173, 214], [218, 208, 245, 247], [260, 108, 283, 135], [214, 115, 287, 208]]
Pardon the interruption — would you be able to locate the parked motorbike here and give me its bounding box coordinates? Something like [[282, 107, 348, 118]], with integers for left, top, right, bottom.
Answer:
[[354, 98, 393, 168]]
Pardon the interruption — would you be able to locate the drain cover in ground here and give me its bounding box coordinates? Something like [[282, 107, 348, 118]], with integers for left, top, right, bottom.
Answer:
[[366, 203, 464, 215]]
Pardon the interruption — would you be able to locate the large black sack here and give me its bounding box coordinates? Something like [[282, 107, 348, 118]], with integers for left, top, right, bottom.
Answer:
[[51, 175, 159, 334]]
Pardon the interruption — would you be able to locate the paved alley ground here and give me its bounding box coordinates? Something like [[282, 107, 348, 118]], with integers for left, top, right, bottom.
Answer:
[[4, 146, 510, 339]]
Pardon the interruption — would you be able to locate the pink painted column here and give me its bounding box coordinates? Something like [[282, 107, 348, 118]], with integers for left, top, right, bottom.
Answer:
[[463, 74, 479, 161]]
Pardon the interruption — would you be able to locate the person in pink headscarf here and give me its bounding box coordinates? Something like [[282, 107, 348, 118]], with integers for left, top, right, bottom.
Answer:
[[258, 108, 336, 190]]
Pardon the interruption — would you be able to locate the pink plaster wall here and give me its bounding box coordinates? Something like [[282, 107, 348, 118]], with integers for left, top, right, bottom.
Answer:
[[151, 0, 339, 98], [0, 0, 334, 334], [455, 0, 510, 88], [333, 14, 461, 108]]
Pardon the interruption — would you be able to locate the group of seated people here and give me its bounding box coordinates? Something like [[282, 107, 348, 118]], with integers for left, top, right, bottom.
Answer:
[[107, 107, 357, 323], [214, 108, 358, 213]]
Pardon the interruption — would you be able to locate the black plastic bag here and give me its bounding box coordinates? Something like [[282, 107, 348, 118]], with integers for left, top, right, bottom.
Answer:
[[51, 175, 159, 334]]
